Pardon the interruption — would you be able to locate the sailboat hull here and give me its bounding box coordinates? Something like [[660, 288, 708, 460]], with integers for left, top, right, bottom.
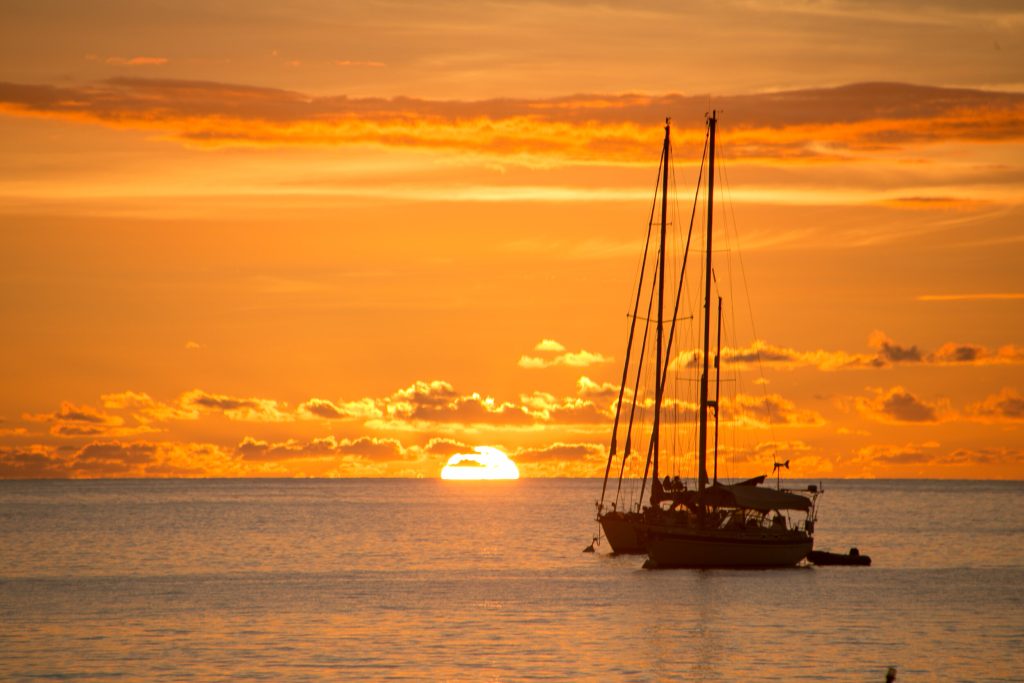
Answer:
[[599, 511, 647, 554], [645, 527, 812, 568]]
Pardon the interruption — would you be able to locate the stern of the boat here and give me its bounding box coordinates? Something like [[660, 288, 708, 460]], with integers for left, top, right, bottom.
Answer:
[[599, 511, 647, 554]]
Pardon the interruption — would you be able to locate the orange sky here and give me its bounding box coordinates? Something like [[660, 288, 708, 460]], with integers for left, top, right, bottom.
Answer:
[[1, 1, 1022, 479]]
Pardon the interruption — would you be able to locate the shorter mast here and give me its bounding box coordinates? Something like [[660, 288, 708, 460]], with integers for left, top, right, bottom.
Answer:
[[712, 296, 722, 485]]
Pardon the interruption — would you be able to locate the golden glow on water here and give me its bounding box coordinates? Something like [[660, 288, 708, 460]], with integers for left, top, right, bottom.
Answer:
[[440, 447, 520, 480]]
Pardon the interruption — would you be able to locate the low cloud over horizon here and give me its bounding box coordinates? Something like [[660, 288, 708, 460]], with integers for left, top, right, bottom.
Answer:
[[1, 326, 1020, 479]]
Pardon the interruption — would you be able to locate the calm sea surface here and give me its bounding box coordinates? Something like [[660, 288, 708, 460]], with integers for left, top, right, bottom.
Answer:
[[1, 479, 1021, 681]]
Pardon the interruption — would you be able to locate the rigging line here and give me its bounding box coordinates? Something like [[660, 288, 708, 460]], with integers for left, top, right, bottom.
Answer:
[[716, 144, 742, 486], [600, 148, 663, 511], [615, 228, 658, 506], [719, 133, 782, 471], [721, 319, 737, 483]]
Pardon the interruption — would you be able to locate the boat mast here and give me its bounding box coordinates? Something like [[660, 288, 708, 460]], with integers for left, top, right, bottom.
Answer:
[[712, 296, 722, 485], [650, 118, 670, 506], [697, 112, 716, 495]]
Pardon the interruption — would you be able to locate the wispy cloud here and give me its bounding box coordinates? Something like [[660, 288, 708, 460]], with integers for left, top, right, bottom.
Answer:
[[0, 80, 1021, 163], [237, 435, 409, 462], [916, 293, 1024, 301], [854, 442, 1023, 469], [86, 54, 169, 67], [0, 440, 241, 479], [106, 57, 169, 67], [332, 60, 385, 68], [674, 332, 1024, 371]]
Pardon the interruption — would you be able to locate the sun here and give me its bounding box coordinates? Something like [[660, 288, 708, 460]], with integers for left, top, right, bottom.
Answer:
[[440, 446, 520, 480]]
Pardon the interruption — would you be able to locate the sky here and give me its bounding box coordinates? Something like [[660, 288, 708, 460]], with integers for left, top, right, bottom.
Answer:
[[0, 0, 1022, 479]]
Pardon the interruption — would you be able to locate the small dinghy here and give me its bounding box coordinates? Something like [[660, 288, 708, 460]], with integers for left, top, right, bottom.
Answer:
[[807, 547, 871, 566]]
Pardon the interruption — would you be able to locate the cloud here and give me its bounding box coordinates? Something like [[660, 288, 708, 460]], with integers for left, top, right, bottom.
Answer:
[[181, 390, 292, 422], [966, 388, 1024, 423], [721, 440, 832, 473], [672, 340, 871, 372], [512, 442, 605, 464], [868, 331, 922, 363], [184, 340, 203, 350], [72, 441, 158, 475], [853, 386, 952, 424], [298, 397, 382, 420], [108, 57, 168, 67], [86, 54, 168, 67], [332, 60, 385, 68], [378, 380, 535, 428], [677, 333, 1024, 372], [423, 437, 472, 456], [22, 400, 157, 438], [236, 435, 408, 463], [23, 401, 118, 425], [510, 441, 607, 476], [928, 343, 1024, 366], [725, 394, 826, 429], [336, 436, 406, 460], [534, 339, 565, 352], [854, 441, 943, 465], [575, 376, 620, 399], [916, 293, 1024, 302], [854, 442, 1022, 468], [600, 391, 822, 429], [100, 391, 198, 423], [2, 80, 1019, 161], [518, 349, 612, 369], [519, 392, 609, 424], [0, 446, 68, 478], [0, 439, 246, 479]]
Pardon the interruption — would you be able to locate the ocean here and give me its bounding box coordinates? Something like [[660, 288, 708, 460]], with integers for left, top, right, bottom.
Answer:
[[1, 478, 1021, 681]]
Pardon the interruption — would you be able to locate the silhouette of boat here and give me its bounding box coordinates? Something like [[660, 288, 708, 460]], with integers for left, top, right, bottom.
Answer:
[[595, 114, 821, 567], [808, 548, 872, 566]]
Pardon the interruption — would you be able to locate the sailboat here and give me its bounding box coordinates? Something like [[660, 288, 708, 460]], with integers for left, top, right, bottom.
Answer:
[[595, 113, 821, 566]]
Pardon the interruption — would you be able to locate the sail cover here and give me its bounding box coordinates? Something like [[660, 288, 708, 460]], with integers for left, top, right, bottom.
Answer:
[[704, 484, 811, 512]]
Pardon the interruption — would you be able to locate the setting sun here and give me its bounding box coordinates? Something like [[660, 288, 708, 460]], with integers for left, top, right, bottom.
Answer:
[[440, 447, 520, 480]]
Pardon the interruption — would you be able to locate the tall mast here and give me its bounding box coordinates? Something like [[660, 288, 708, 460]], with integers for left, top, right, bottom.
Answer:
[[697, 112, 716, 495], [650, 118, 670, 506]]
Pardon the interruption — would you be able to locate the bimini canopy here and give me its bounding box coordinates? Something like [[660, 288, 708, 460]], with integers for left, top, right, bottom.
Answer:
[[704, 484, 811, 512]]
